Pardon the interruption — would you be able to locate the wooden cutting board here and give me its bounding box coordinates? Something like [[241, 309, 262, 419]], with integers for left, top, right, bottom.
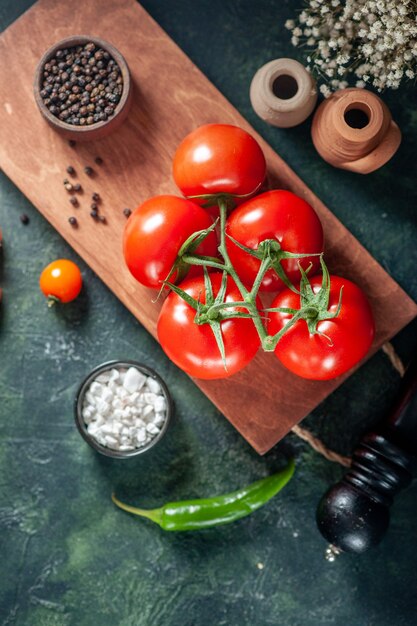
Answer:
[[1, 0, 416, 454]]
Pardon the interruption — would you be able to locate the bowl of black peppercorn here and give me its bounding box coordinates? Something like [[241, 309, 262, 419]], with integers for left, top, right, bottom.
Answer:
[[34, 36, 133, 142]]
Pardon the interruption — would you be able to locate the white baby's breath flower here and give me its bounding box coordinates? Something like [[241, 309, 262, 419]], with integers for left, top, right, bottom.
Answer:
[[287, 0, 416, 92], [299, 11, 309, 24], [319, 84, 332, 97]]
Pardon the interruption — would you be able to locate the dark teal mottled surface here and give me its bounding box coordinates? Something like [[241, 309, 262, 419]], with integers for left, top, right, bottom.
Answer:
[[1, 1, 417, 625]]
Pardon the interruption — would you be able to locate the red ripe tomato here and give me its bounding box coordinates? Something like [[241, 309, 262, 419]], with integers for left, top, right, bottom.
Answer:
[[226, 190, 324, 292], [123, 195, 218, 288], [172, 124, 266, 201], [268, 275, 375, 380], [157, 273, 261, 379]]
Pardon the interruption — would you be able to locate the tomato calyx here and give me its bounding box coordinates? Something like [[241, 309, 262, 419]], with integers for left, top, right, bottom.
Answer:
[[264, 257, 343, 350], [164, 269, 255, 370], [46, 295, 61, 308], [187, 185, 263, 209], [226, 235, 320, 295]]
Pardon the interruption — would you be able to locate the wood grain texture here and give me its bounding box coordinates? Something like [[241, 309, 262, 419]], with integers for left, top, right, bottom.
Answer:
[[0, 0, 416, 454]]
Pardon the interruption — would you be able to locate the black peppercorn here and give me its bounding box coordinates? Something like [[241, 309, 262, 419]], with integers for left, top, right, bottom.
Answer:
[[84, 166, 94, 176], [70, 196, 79, 207], [73, 183, 82, 192], [123, 208, 132, 218], [92, 192, 100, 202], [66, 165, 76, 176], [20, 214, 30, 225], [90, 209, 99, 219], [68, 216, 78, 227], [94, 156, 103, 165]]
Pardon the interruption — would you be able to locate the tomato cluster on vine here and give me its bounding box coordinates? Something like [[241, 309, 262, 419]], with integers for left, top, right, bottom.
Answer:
[[123, 123, 375, 381]]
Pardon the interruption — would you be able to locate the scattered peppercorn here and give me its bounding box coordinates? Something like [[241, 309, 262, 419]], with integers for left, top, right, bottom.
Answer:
[[92, 192, 100, 202], [70, 196, 79, 207], [66, 165, 76, 176], [91, 202, 98, 211], [40, 42, 123, 126], [73, 183, 82, 192], [98, 215, 106, 223], [20, 214, 30, 225], [123, 208, 132, 218], [90, 209, 99, 219], [84, 166, 94, 176], [68, 139, 77, 148], [69, 216, 78, 227], [94, 156, 103, 165]]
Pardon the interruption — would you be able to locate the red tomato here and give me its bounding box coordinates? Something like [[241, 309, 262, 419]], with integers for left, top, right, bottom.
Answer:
[[157, 273, 261, 379], [172, 124, 266, 201], [123, 195, 218, 288], [226, 190, 324, 292], [268, 275, 375, 380]]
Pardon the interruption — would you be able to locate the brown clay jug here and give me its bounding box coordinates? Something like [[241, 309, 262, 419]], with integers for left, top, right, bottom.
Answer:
[[311, 88, 401, 174]]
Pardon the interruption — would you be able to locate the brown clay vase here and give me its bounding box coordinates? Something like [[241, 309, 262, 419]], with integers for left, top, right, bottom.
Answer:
[[311, 88, 401, 174]]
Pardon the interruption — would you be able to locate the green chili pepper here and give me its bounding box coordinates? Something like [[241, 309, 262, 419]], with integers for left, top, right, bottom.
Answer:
[[111, 458, 294, 531]]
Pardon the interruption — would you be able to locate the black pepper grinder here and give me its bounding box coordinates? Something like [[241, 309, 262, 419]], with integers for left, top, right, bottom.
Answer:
[[316, 352, 417, 555]]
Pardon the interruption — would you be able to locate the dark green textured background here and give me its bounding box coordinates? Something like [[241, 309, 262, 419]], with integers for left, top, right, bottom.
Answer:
[[1, 1, 417, 625]]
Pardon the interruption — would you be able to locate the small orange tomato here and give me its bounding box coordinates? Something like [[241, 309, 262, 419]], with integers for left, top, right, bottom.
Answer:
[[39, 259, 82, 305]]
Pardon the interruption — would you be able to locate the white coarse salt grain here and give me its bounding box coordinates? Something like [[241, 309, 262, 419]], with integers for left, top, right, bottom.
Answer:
[[82, 365, 168, 452], [100, 387, 114, 403], [143, 392, 157, 405], [146, 423, 160, 435], [146, 377, 161, 394], [109, 369, 120, 382], [112, 397, 123, 410], [89, 381, 104, 396], [116, 386, 128, 399], [142, 404, 154, 418], [153, 413, 165, 427], [95, 372, 111, 384], [123, 367, 146, 393], [96, 399, 111, 416], [85, 391, 96, 406], [136, 428, 147, 442], [154, 396, 166, 413]]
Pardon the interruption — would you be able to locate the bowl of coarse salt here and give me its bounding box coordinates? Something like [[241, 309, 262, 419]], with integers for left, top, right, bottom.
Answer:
[[75, 360, 173, 458]]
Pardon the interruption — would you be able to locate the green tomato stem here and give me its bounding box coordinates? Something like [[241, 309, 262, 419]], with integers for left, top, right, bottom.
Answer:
[[216, 198, 270, 343]]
